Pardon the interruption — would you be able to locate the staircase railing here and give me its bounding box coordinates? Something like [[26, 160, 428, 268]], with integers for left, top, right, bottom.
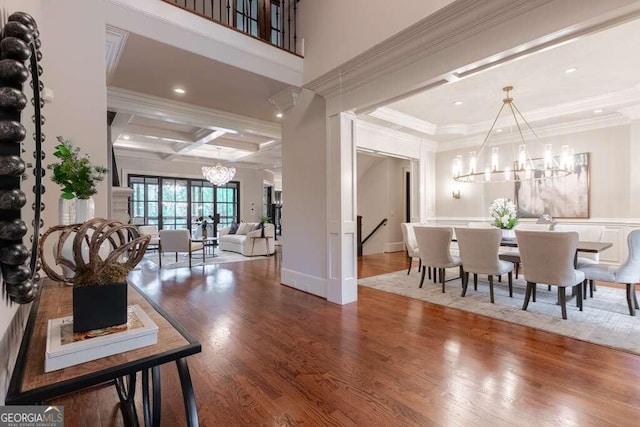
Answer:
[[357, 217, 388, 256], [162, 0, 301, 56]]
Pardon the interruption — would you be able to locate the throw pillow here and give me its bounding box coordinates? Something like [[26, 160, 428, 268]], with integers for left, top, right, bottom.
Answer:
[[237, 223, 252, 235], [229, 222, 239, 234]]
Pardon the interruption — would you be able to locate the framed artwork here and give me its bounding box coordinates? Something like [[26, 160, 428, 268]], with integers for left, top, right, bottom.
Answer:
[[514, 152, 590, 218]]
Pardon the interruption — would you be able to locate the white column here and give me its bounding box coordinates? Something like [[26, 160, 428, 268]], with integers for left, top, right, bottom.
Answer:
[[630, 120, 640, 215], [326, 112, 357, 305], [111, 187, 133, 224], [419, 139, 436, 223]]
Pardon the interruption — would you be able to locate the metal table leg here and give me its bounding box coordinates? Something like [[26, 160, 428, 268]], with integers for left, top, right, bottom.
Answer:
[[142, 366, 162, 427], [115, 373, 139, 427], [176, 358, 199, 427]]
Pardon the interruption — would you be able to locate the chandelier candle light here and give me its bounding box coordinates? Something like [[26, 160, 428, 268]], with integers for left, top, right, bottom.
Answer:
[[452, 86, 575, 184], [202, 147, 236, 186]]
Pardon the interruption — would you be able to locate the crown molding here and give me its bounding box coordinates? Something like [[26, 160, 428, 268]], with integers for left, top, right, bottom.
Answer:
[[617, 104, 640, 120], [437, 113, 630, 152], [105, 25, 129, 84], [107, 87, 281, 139], [369, 107, 437, 134], [306, 0, 554, 98], [306, 0, 640, 105]]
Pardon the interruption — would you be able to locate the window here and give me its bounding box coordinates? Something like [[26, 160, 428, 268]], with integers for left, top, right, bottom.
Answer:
[[129, 175, 240, 233], [235, 0, 259, 37]]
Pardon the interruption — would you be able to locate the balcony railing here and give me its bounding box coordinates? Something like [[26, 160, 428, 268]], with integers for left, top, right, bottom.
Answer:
[[162, 0, 301, 56]]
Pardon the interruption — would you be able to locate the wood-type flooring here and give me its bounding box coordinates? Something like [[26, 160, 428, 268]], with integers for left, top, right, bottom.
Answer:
[[54, 250, 640, 426]]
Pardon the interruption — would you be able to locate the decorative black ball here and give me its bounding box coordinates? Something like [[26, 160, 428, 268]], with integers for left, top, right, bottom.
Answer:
[[0, 219, 28, 240], [0, 59, 28, 86], [0, 37, 30, 61], [0, 121, 26, 143], [33, 150, 45, 160], [9, 288, 35, 304], [8, 12, 37, 31], [3, 21, 33, 44], [0, 156, 26, 175], [32, 184, 45, 194], [2, 264, 31, 284], [0, 243, 29, 265], [0, 87, 28, 111], [0, 189, 27, 209]]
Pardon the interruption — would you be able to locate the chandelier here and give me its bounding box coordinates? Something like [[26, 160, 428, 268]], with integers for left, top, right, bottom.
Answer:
[[202, 148, 236, 186], [452, 86, 574, 183]]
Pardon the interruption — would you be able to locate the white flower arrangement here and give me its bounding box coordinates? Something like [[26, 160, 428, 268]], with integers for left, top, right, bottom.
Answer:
[[489, 198, 518, 230]]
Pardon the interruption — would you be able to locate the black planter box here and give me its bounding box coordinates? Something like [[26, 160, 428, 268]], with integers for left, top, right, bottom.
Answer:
[[72, 282, 128, 333]]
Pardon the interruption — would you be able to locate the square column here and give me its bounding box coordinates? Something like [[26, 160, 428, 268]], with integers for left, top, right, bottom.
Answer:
[[326, 112, 357, 304]]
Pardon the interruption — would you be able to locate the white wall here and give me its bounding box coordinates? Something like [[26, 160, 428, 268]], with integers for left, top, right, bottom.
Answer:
[[435, 125, 632, 220], [298, 0, 455, 83], [116, 156, 273, 224], [357, 154, 408, 254], [280, 89, 327, 296]]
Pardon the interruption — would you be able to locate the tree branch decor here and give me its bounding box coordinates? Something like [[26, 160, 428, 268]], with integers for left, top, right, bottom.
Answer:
[[38, 218, 150, 286]]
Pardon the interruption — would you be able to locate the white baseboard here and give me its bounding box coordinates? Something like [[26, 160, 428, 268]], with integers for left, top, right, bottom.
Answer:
[[385, 242, 405, 253], [281, 268, 327, 298]]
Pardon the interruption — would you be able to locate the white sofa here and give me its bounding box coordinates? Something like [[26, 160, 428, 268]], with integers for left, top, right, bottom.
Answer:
[[218, 223, 276, 256]]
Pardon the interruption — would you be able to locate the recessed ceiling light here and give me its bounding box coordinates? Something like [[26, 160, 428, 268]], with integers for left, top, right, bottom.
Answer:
[[173, 87, 186, 94], [454, 101, 464, 106], [495, 128, 503, 133], [593, 108, 604, 114], [122, 135, 130, 140], [565, 67, 577, 74], [276, 112, 283, 118]]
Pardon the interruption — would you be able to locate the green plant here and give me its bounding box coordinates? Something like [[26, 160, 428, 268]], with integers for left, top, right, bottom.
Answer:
[[260, 215, 271, 224], [48, 136, 108, 199]]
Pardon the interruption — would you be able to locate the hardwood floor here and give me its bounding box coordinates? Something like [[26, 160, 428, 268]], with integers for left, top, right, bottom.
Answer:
[[56, 251, 640, 426]]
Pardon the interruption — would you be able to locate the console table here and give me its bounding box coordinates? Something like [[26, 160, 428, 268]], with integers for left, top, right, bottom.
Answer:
[[6, 279, 201, 427]]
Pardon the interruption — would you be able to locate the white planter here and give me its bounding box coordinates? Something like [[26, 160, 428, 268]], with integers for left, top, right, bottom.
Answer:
[[76, 197, 95, 223], [58, 198, 76, 225], [502, 228, 516, 240]]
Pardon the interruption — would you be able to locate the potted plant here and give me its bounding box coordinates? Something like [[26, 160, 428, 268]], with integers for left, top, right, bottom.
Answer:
[[259, 215, 271, 238], [39, 218, 150, 332], [197, 214, 214, 239], [48, 136, 108, 224], [489, 198, 518, 239]]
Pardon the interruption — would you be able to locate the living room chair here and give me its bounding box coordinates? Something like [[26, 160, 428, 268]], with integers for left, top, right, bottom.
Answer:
[[455, 227, 513, 303], [414, 226, 461, 293], [516, 230, 584, 320], [578, 229, 640, 315], [158, 229, 204, 268], [138, 225, 160, 251]]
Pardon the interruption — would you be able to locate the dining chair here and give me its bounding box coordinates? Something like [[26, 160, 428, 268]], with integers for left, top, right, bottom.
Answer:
[[455, 227, 514, 303], [414, 226, 461, 293], [553, 224, 605, 267], [467, 222, 493, 228], [499, 223, 551, 278], [401, 223, 422, 276], [578, 229, 640, 316], [158, 229, 205, 268], [516, 230, 584, 319]]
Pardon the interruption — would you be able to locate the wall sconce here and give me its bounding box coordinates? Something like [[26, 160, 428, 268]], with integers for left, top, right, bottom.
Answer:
[[452, 188, 461, 199]]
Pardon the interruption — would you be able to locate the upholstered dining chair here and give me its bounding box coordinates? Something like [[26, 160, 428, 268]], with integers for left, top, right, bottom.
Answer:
[[158, 229, 204, 268], [578, 229, 640, 316], [401, 223, 421, 275], [414, 226, 461, 293], [516, 230, 584, 320], [455, 227, 514, 303], [499, 223, 551, 278], [553, 223, 605, 267]]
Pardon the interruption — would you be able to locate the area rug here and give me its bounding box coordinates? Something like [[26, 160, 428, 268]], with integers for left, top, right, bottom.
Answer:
[[138, 250, 269, 270], [359, 269, 640, 355]]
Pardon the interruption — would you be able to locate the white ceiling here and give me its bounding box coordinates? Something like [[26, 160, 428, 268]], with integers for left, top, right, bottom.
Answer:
[[109, 16, 640, 172], [365, 17, 640, 144]]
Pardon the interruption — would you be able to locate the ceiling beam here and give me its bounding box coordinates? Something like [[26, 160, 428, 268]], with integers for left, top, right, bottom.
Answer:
[[123, 124, 197, 143], [109, 113, 133, 144], [164, 130, 226, 160]]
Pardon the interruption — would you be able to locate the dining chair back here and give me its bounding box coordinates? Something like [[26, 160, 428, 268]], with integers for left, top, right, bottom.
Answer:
[[401, 223, 420, 275], [553, 224, 605, 264], [455, 227, 514, 302], [467, 222, 493, 228], [516, 230, 584, 319], [414, 226, 461, 292], [579, 229, 640, 315]]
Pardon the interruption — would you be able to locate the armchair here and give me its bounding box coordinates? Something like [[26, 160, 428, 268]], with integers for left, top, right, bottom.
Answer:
[[158, 229, 204, 268]]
